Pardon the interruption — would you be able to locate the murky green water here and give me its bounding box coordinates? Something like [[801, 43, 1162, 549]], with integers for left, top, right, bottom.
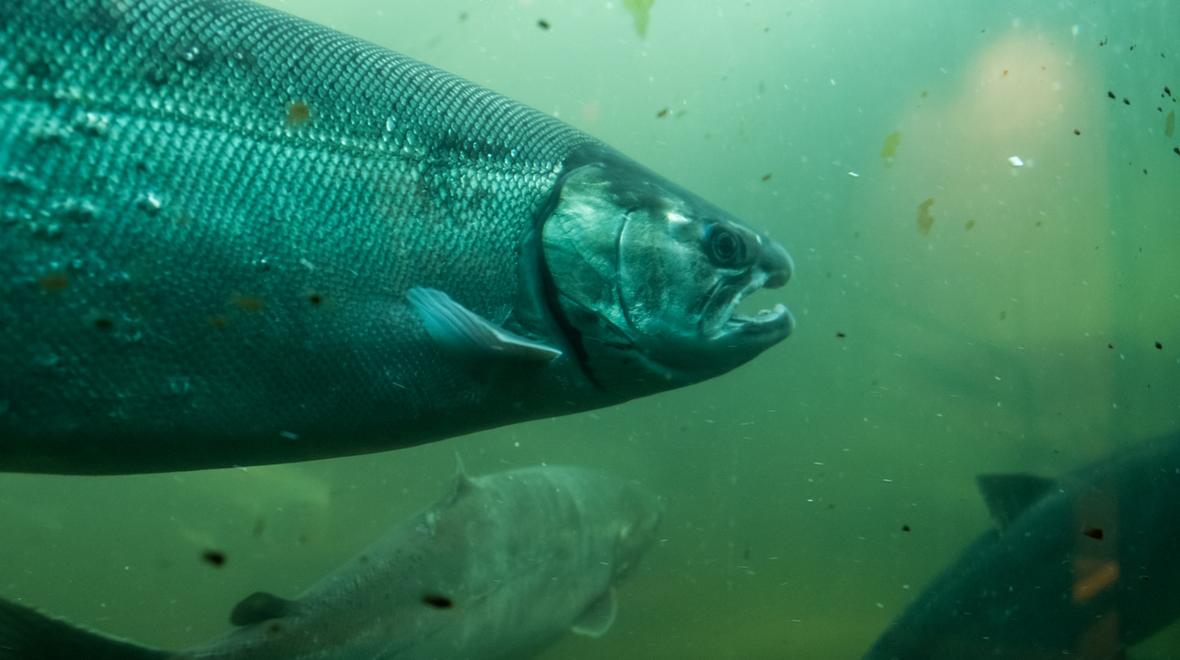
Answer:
[[2, 0, 1178, 657]]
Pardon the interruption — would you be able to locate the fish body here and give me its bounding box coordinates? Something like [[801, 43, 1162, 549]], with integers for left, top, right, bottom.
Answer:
[[865, 433, 1180, 659], [0, 0, 793, 474], [0, 465, 662, 659]]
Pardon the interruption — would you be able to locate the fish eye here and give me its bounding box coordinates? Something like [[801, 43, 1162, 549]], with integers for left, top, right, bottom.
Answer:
[[705, 224, 746, 268]]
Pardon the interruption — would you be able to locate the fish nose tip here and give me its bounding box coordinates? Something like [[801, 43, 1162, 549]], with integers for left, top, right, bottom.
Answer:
[[760, 239, 793, 289]]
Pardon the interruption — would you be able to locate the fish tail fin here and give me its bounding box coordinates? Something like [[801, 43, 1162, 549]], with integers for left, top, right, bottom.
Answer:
[[0, 597, 170, 660]]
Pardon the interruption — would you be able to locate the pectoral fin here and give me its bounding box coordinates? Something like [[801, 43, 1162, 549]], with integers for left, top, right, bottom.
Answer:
[[407, 287, 561, 364], [230, 592, 299, 626], [572, 587, 617, 638]]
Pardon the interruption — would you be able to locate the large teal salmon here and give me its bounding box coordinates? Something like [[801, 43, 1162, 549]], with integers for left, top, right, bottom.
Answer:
[[0, 465, 663, 658], [0, 0, 794, 473]]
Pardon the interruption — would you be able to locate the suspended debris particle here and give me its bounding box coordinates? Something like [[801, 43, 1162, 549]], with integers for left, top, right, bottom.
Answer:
[[92, 317, 114, 331], [1107, 91, 1116, 100], [1001, 68, 1009, 78], [1082, 527, 1104, 541], [1174, 147, 1180, 156], [1123, 97, 1131, 106], [38, 272, 69, 291], [1008, 155, 1024, 167], [1156, 341, 1164, 350], [1107, 343, 1114, 350], [1166, 110, 1175, 138], [623, 0, 655, 38], [421, 593, 454, 609], [286, 100, 310, 128], [231, 294, 265, 312], [920, 90, 928, 98], [835, 331, 846, 339], [760, 173, 772, 182], [307, 292, 323, 306], [901, 524, 911, 533], [965, 219, 976, 230], [999, 310, 1007, 321], [880, 131, 902, 160], [1099, 37, 1108, 47], [1073, 128, 1081, 136], [201, 549, 227, 567], [656, 107, 669, 118], [537, 19, 550, 30], [458, 11, 467, 22], [916, 197, 935, 236]]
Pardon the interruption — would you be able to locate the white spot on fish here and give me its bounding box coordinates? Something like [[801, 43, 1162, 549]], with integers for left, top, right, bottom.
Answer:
[[167, 376, 192, 397], [75, 112, 110, 137], [136, 192, 164, 215]]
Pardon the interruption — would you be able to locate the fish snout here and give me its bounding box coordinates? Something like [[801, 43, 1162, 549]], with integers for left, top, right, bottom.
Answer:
[[760, 238, 793, 289]]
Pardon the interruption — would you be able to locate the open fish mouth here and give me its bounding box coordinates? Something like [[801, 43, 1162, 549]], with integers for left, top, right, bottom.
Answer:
[[701, 264, 794, 345]]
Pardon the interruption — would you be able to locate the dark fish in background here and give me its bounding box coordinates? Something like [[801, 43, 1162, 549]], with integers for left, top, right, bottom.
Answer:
[[864, 432, 1180, 659], [0, 0, 794, 474], [0, 465, 663, 659]]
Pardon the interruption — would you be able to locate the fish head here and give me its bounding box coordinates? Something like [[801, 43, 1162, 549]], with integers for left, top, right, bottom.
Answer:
[[599, 476, 663, 579], [540, 145, 794, 391]]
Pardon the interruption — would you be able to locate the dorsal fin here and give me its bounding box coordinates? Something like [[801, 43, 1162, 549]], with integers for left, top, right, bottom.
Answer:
[[451, 452, 476, 498], [976, 473, 1056, 530], [229, 592, 298, 627]]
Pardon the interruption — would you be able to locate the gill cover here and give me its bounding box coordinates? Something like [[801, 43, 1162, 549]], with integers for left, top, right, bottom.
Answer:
[[540, 145, 794, 393]]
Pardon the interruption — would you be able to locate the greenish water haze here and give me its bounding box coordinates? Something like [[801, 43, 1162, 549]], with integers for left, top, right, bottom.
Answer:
[[2, 0, 1178, 657]]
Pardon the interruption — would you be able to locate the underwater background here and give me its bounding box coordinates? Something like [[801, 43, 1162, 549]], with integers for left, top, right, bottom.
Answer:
[[2, 0, 1178, 657]]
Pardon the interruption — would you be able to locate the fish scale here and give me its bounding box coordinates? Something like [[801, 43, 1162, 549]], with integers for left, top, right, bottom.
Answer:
[[0, 0, 593, 472]]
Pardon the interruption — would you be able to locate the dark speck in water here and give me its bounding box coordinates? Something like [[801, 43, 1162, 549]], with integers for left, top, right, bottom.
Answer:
[[761, 173, 772, 182], [835, 331, 846, 339], [901, 524, 911, 533], [1083, 527, 1104, 541], [537, 19, 550, 30], [93, 318, 114, 331], [1073, 128, 1081, 136], [916, 197, 935, 235], [1123, 97, 1131, 106], [201, 549, 227, 567], [1156, 341, 1164, 350], [1107, 91, 1116, 100], [656, 107, 669, 119], [307, 293, 323, 306], [1107, 343, 1114, 349], [422, 593, 454, 609], [267, 622, 283, 636]]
